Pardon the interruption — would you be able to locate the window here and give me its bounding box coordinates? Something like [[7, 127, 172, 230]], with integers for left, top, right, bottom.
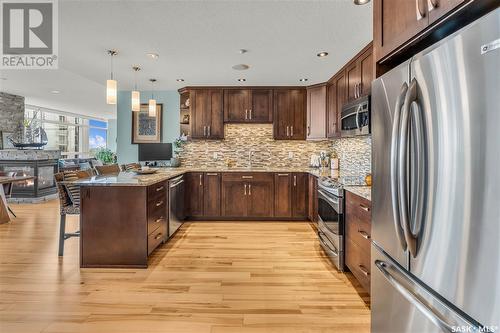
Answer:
[[25, 106, 108, 159]]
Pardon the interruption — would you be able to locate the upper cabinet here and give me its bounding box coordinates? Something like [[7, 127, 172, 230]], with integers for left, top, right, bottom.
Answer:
[[327, 71, 346, 138], [273, 89, 307, 140], [224, 88, 273, 123], [306, 85, 327, 140], [345, 44, 373, 104], [190, 89, 224, 139], [374, 0, 465, 62]]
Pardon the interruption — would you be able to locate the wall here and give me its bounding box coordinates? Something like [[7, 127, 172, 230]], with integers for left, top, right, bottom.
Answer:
[[0, 92, 24, 133], [116, 90, 180, 164], [106, 119, 117, 152]]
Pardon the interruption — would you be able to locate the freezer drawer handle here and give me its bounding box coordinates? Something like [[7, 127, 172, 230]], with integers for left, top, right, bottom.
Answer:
[[318, 231, 339, 257], [357, 230, 370, 239], [375, 260, 481, 333], [358, 265, 370, 276]]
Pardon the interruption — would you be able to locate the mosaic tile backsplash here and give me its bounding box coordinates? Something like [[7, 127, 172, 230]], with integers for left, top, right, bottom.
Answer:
[[178, 124, 371, 175]]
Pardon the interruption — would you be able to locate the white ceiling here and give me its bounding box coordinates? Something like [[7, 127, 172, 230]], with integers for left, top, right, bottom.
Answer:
[[0, 0, 372, 119]]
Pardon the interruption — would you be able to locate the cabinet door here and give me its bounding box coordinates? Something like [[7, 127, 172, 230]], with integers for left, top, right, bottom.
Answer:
[[224, 89, 250, 122], [335, 71, 347, 131], [186, 172, 204, 217], [247, 180, 274, 217], [289, 89, 307, 140], [273, 89, 292, 139], [307, 85, 327, 140], [358, 47, 373, 97], [292, 173, 308, 218], [374, 0, 429, 61], [274, 173, 292, 218], [250, 89, 273, 123], [207, 89, 224, 139], [346, 60, 359, 102], [191, 90, 207, 138], [204, 172, 221, 217], [428, 0, 463, 24], [221, 180, 247, 217], [327, 81, 339, 138], [308, 174, 318, 222]]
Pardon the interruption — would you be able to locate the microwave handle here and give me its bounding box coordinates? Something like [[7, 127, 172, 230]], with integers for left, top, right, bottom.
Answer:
[[355, 105, 361, 130]]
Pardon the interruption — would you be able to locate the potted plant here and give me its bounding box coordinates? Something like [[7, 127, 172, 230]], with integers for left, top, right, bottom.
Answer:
[[94, 148, 116, 164], [171, 135, 187, 167]]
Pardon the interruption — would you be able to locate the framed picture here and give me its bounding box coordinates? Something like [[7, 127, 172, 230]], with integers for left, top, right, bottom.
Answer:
[[1, 131, 14, 149], [132, 104, 162, 144]]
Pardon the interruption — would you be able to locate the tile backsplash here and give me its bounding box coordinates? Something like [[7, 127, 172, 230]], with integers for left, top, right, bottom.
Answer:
[[178, 124, 371, 176]]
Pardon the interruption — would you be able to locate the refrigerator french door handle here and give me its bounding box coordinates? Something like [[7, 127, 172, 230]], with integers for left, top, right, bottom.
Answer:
[[375, 260, 481, 333], [391, 82, 408, 252], [398, 79, 418, 258]]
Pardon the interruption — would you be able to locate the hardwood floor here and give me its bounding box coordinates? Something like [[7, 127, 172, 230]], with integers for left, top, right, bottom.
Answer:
[[0, 200, 370, 333]]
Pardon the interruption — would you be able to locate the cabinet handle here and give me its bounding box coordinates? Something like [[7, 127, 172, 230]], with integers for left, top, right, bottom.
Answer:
[[358, 265, 370, 276], [199, 174, 202, 186], [354, 84, 357, 98], [245, 109, 248, 120], [416, 0, 425, 20], [154, 232, 163, 240], [206, 173, 218, 176], [203, 126, 207, 136], [358, 230, 371, 240], [244, 184, 247, 195], [359, 82, 363, 96], [359, 203, 370, 212], [291, 126, 294, 137], [307, 126, 311, 136], [249, 109, 252, 120], [277, 173, 289, 176], [428, 0, 438, 11], [208, 126, 211, 137], [156, 186, 164, 192], [248, 184, 252, 195], [241, 176, 253, 179], [156, 200, 163, 207], [286, 126, 289, 137], [155, 217, 164, 224]]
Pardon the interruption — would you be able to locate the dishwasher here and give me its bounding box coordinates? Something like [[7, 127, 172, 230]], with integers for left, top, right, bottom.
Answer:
[[168, 175, 186, 238]]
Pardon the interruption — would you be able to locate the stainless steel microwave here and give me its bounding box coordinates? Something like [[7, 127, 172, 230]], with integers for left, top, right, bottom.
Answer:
[[340, 95, 370, 137]]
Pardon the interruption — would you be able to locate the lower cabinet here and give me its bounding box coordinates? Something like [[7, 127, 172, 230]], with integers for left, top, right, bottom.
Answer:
[[203, 172, 221, 217], [273, 172, 308, 218], [345, 190, 372, 293], [186, 172, 204, 217], [308, 174, 318, 222]]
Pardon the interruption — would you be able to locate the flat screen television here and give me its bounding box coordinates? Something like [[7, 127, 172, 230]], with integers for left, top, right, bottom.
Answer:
[[138, 143, 172, 162]]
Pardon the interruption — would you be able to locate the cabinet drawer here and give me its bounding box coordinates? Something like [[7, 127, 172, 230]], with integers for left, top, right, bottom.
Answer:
[[222, 172, 274, 182], [346, 191, 371, 223], [147, 214, 165, 235], [147, 182, 167, 202], [147, 223, 166, 255], [346, 237, 371, 293], [148, 195, 167, 220], [346, 214, 371, 254]]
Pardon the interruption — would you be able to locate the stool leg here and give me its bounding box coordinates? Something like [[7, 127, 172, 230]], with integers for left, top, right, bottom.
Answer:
[[8, 206, 16, 218], [58, 214, 66, 256]]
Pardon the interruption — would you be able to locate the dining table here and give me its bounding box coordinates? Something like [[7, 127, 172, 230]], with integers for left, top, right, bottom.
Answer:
[[0, 176, 35, 224]]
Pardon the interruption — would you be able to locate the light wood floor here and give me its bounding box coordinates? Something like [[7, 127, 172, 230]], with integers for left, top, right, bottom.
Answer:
[[0, 200, 370, 333]]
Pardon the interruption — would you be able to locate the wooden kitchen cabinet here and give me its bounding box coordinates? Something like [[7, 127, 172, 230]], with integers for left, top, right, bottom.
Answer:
[[292, 173, 308, 218], [327, 71, 346, 138], [190, 89, 224, 139], [428, 0, 464, 24], [273, 89, 307, 140], [345, 44, 373, 103], [307, 174, 318, 222], [224, 89, 273, 123], [273, 172, 308, 218], [221, 173, 274, 218], [345, 190, 372, 293], [306, 85, 327, 140], [185, 172, 204, 217], [203, 172, 221, 217]]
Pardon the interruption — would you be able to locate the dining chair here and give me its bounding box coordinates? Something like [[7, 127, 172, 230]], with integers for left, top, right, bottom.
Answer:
[[95, 164, 121, 175], [0, 172, 17, 217]]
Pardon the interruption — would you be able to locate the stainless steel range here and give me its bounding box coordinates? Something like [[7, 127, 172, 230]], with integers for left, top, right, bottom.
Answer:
[[317, 177, 345, 271]]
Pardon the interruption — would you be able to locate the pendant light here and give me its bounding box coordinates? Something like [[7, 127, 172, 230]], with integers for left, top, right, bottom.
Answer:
[[131, 66, 141, 112], [106, 50, 118, 105], [148, 78, 157, 117]]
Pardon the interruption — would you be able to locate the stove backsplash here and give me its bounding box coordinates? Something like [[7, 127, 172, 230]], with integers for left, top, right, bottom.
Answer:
[[179, 124, 372, 174], [331, 136, 372, 176]]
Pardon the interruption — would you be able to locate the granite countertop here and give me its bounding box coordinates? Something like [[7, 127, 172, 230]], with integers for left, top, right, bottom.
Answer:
[[344, 185, 372, 201]]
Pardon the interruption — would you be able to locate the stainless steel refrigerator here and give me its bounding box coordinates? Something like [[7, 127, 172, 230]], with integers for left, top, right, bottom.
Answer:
[[371, 8, 500, 333]]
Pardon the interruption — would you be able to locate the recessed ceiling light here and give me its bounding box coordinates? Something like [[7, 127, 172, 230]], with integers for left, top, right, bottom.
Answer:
[[237, 78, 246, 82], [299, 78, 308, 82], [51, 90, 60, 94], [147, 52, 159, 59], [232, 64, 250, 70], [317, 51, 329, 58], [353, 0, 371, 4], [176, 78, 185, 82], [239, 49, 248, 54]]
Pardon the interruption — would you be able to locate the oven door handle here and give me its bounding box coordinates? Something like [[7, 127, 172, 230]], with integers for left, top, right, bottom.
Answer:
[[318, 231, 339, 257], [318, 216, 339, 236], [317, 189, 342, 214]]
